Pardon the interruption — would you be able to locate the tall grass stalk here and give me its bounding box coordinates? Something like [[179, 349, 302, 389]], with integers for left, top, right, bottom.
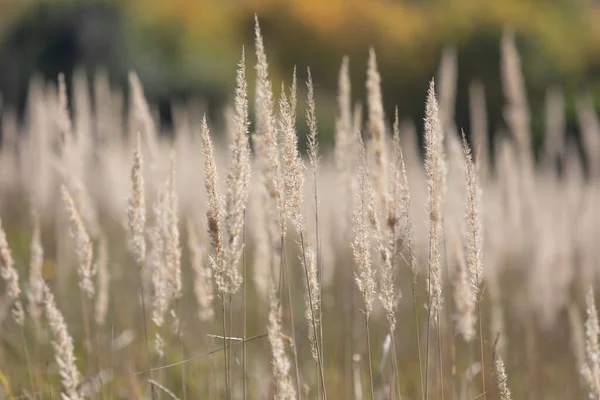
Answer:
[[365, 315, 375, 400], [300, 232, 327, 399], [280, 236, 302, 396], [242, 210, 247, 400]]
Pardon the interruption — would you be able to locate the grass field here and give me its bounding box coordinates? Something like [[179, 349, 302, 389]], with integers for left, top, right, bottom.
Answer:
[[0, 17, 596, 400]]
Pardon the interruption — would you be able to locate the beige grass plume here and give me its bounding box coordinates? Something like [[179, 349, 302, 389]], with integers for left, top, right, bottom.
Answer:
[[352, 146, 376, 318], [495, 356, 512, 400], [224, 48, 252, 294], [279, 84, 305, 234], [306, 67, 319, 169], [424, 79, 445, 323], [462, 132, 483, 297], [148, 189, 169, 356], [0, 218, 24, 325], [127, 130, 146, 266], [200, 116, 229, 295], [166, 151, 182, 299], [129, 72, 159, 161], [28, 211, 44, 327], [267, 278, 296, 400], [583, 287, 600, 398], [43, 283, 82, 400], [254, 16, 284, 235], [94, 234, 110, 326], [304, 68, 322, 361], [501, 29, 530, 156], [366, 48, 388, 200], [453, 236, 475, 342], [61, 185, 95, 299], [393, 109, 417, 282], [187, 220, 214, 322], [57, 73, 73, 150], [335, 56, 353, 177]]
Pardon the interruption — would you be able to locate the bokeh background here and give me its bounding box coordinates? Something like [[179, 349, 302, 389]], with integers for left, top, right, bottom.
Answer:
[[1, 0, 599, 154]]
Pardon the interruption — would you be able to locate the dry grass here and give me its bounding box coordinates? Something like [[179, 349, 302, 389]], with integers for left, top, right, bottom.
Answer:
[[0, 20, 597, 400]]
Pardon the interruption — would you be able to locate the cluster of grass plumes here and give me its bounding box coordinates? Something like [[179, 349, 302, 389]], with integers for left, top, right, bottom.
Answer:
[[0, 19, 600, 399]]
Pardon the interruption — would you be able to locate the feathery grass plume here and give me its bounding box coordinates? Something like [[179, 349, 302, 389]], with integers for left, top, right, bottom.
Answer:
[[368, 111, 404, 333], [501, 30, 530, 156], [28, 211, 44, 326], [352, 139, 377, 399], [61, 185, 95, 298], [149, 189, 169, 357], [453, 236, 475, 342], [583, 288, 600, 397], [128, 130, 146, 266], [267, 278, 296, 400], [129, 72, 159, 160], [393, 110, 417, 281], [290, 66, 297, 123], [200, 116, 228, 294], [252, 190, 273, 301], [495, 356, 512, 400], [187, 220, 214, 322], [352, 147, 376, 318], [437, 47, 457, 132], [254, 16, 284, 235], [306, 68, 319, 169], [279, 85, 305, 234], [301, 240, 320, 361], [166, 151, 182, 300], [468, 81, 489, 177], [73, 68, 92, 137], [366, 48, 387, 199], [224, 48, 251, 294], [334, 57, 358, 237], [43, 283, 82, 400], [94, 234, 110, 326], [305, 67, 322, 353], [63, 174, 99, 240], [57, 73, 73, 150], [371, 190, 396, 332], [335, 57, 353, 174], [424, 79, 445, 323], [0, 218, 24, 325], [462, 132, 483, 295], [543, 87, 565, 171]]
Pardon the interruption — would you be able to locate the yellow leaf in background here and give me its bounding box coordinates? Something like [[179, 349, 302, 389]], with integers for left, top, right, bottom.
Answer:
[[0, 368, 14, 400], [42, 259, 56, 281]]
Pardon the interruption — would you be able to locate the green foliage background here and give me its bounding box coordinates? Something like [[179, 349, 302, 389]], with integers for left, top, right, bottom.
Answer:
[[1, 0, 599, 150]]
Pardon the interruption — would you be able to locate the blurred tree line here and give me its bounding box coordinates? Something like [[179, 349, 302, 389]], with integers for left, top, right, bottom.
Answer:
[[1, 0, 600, 153]]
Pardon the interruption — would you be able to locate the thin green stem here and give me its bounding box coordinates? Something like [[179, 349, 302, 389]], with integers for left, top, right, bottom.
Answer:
[[478, 300, 486, 399], [20, 324, 36, 400], [221, 297, 230, 400], [242, 210, 248, 400], [365, 315, 375, 400], [411, 283, 425, 400], [390, 331, 402, 399], [437, 315, 444, 400]]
